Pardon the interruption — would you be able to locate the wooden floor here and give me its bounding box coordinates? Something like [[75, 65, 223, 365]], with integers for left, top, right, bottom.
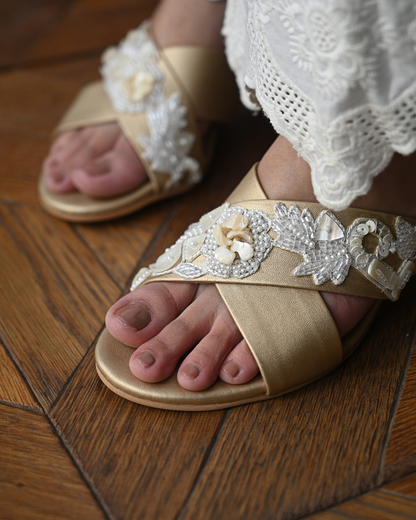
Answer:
[[1, 1, 416, 519]]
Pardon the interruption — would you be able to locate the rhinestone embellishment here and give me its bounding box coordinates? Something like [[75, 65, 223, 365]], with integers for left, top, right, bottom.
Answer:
[[131, 203, 416, 301]]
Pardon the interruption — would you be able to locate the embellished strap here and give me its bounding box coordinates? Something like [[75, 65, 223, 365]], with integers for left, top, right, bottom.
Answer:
[[55, 21, 237, 194], [132, 167, 416, 301]]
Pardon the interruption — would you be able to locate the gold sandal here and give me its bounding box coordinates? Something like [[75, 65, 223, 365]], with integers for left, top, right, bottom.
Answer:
[[39, 21, 238, 222], [95, 165, 416, 410]]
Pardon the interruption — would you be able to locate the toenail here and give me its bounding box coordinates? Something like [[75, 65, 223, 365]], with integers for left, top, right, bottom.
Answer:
[[51, 171, 65, 182], [115, 303, 151, 330], [181, 364, 200, 379], [135, 351, 155, 368], [222, 361, 240, 378]]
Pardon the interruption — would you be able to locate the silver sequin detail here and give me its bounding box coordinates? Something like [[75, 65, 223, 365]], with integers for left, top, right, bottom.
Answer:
[[130, 202, 416, 301]]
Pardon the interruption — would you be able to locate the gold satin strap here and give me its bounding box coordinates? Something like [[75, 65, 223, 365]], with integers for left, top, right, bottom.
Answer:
[[161, 47, 239, 122], [217, 284, 342, 395]]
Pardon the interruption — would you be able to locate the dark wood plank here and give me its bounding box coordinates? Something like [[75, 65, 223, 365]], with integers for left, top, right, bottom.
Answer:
[[0, 57, 100, 142], [383, 333, 416, 481], [75, 203, 173, 287], [0, 58, 101, 206], [178, 284, 416, 520], [0, 342, 41, 413], [0, 132, 49, 205], [0, 203, 120, 410], [0, 0, 73, 68], [385, 473, 416, 498], [0, 403, 105, 520], [50, 347, 225, 520], [23, 0, 158, 63], [309, 490, 416, 519]]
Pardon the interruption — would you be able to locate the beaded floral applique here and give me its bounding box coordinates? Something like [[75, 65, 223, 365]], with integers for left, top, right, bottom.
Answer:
[[131, 203, 416, 301], [100, 21, 201, 186]]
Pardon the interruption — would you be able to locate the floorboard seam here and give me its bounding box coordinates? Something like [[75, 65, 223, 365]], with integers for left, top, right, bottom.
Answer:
[[299, 476, 416, 520], [44, 408, 113, 520], [0, 334, 45, 413], [0, 399, 43, 414], [174, 410, 229, 520], [377, 316, 416, 485], [381, 489, 416, 503], [48, 325, 105, 415]]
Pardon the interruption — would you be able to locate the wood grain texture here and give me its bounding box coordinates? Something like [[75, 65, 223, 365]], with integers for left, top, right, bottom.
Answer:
[[50, 348, 225, 520], [75, 203, 172, 287], [0, 403, 105, 520], [0, 342, 41, 412], [309, 490, 416, 519], [178, 285, 416, 520], [0, 0, 72, 68], [0, 132, 50, 205], [0, 58, 100, 141], [0, 203, 120, 410], [385, 472, 416, 498], [383, 310, 416, 481], [23, 0, 158, 63]]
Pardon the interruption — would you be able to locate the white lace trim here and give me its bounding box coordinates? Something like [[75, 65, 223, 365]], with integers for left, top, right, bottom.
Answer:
[[223, 0, 416, 210]]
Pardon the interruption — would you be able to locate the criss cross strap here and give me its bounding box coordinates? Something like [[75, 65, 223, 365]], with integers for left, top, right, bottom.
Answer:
[[55, 21, 238, 194], [130, 164, 416, 396]]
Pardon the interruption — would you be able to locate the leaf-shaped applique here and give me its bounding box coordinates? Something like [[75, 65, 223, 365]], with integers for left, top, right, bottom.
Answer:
[[174, 263, 207, 280], [395, 217, 416, 261], [293, 240, 351, 285], [272, 203, 315, 254], [183, 234, 207, 261], [137, 92, 201, 186]]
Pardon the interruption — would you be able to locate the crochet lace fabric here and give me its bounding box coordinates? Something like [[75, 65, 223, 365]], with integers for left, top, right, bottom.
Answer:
[[223, 0, 416, 210]]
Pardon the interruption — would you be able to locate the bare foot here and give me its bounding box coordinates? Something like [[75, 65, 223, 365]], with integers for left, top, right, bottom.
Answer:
[[105, 136, 416, 391], [43, 0, 225, 198]]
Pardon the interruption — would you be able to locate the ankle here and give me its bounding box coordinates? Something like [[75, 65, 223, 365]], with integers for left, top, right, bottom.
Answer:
[[258, 136, 416, 219], [257, 136, 317, 203], [152, 0, 225, 49]]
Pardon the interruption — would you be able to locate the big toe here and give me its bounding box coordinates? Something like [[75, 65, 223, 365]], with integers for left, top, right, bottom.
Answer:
[[70, 134, 147, 198], [106, 282, 198, 348]]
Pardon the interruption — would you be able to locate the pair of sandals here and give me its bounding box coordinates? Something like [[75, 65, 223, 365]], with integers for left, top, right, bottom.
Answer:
[[39, 22, 416, 411]]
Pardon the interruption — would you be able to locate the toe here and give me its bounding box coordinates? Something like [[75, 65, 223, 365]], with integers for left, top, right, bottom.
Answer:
[[106, 282, 198, 348], [219, 339, 259, 384], [43, 155, 75, 192], [177, 320, 243, 391], [174, 285, 244, 391], [128, 284, 243, 387], [129, 304, 212, 383], [128, 284, 217, 384], [70, 134, 147, 197]]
